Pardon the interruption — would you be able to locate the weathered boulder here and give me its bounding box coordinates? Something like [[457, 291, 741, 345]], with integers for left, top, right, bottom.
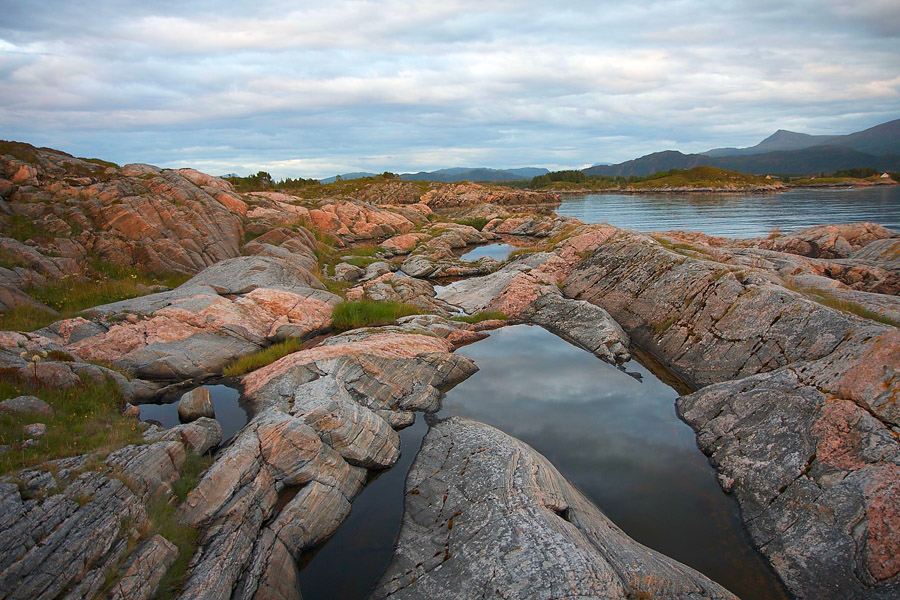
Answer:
[[177, 387, 215, 421], [0, 395, 53, 416], [400, 224, 501, 278], [371, 417, 738, 600]]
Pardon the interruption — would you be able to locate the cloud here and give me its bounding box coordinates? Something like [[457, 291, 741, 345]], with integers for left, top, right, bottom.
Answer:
[[0, 0, 898, 177]]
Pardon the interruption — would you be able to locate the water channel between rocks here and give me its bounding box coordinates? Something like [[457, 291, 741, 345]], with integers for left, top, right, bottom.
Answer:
[[138, 382, 249, 444], [297, 324, 790, 600]]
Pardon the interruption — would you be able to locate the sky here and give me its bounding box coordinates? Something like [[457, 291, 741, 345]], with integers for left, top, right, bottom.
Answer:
[[1, 0, 898, 179]]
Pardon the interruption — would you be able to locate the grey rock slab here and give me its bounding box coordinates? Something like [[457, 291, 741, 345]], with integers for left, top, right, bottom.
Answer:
[[439, 252, 552, 314], [0, 395, 53, 416], [370, 417, 738, 600], [525, 291, 631, 364]]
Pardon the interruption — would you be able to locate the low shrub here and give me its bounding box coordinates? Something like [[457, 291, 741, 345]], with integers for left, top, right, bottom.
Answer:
[[452, 217, 492, 231]]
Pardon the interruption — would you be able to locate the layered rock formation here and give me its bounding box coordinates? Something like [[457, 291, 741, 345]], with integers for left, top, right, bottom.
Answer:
[[371, 417, 738, 600], [175, 323, 478, 600], [0, 418, 222, 600], [18, 255, 339, 380], [560, 225, 899, 599], [0, 145, 244, 277]]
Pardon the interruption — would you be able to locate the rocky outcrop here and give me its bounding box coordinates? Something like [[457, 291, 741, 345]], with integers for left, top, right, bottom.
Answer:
[[0, 418, 221, 600], [0, 143, 244, 277], [678, 370, 900, 600], [175, 325, 478, 600], [371, 417, 737, 600], [419, 182, 556, 210], [400, 224, 501, 279], [561, 224, 899, 599], [26, 256, 339, 380]]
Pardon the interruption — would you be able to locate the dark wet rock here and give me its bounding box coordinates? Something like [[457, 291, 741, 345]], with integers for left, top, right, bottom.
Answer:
[[371, 417, 738, 600], [178, 387, 215, 421]]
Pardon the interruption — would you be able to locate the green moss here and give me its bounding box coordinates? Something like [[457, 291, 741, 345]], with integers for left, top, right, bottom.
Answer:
[[3, 214, 43, 243], [0, 247, 29, 269], [0, 374, 142, 476], [222, 338, 305, 377], [331, 300, 422, 332]]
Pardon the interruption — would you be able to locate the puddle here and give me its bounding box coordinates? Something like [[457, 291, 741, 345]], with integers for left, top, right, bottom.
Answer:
[[459, 243, 514, 262], [437, 325, 789, 600], [297, 417, 428, 599], [138, 383, 249, 444]]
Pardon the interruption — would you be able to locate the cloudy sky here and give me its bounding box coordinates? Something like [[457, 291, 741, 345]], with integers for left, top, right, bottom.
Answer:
[[1, 1, 898, 178]]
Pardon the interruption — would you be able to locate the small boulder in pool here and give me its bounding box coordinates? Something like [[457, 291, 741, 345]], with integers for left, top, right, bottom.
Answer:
[[178, 387, 215, 422]]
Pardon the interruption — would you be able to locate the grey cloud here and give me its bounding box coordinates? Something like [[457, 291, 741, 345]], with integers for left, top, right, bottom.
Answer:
[[0, 0, 897, 177]]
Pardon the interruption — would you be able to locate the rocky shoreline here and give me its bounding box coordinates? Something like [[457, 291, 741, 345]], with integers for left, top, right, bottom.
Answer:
[[1, 143, 898, 600]]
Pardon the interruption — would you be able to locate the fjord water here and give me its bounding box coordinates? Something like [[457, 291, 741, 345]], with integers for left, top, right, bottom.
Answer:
[[555, 186, 900, 237], [438, 325, 790, 600]]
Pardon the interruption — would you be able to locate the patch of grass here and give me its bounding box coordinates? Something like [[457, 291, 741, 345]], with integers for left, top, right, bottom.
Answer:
[[0, 374, 142, 476], [3, 214, 43, 243], [0, 247, 29, 269], [172, 453, 213, 502], [146, 499, 200, 600], [222, 337, 305, 377], [0, 304, 60, 332], [452, 217, 491, 231], [4, 259, 189, 332], [343, 255, 379, 269], [783, 280, 900, 327], [331, 300, 423, 332], [451, 311, 508, 324]]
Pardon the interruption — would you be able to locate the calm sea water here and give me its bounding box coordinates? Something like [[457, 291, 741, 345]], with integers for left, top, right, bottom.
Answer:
[[460, 242, 515, 262], [555, 186, 900, 237], [438, 325, 789, 600]]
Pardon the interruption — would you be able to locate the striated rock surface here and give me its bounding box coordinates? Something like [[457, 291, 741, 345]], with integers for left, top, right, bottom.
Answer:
[[0, 143, 244, 277], [174, 324, 478, 600], [0, 425, 214, 600], [561, 224, 899, 599], [371, 417, 737, 600], [26, 256, 339, 380], [400, 224, 501, 279]]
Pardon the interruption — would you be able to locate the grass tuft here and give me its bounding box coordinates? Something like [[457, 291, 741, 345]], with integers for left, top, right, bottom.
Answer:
[[331, 300, 422, 332], [452, 217, 491, 231], [782, 280, 900, 327], [451, 311, 508, 324], [0, 374, 143, 476], [222, 338, 305, 377], [146, 499, 200, 600]]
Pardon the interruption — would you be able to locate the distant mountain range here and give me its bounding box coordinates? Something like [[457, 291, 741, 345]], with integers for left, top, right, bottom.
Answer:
[[320, 167, 548, 184], [586, 119, 900, 177]]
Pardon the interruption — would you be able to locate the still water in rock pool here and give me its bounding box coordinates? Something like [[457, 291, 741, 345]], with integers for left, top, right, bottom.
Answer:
[[459, 242, 515, 262], [298, 325, 789, 600], [138, 383, 249, 444], [439, 325, 789, 600]]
